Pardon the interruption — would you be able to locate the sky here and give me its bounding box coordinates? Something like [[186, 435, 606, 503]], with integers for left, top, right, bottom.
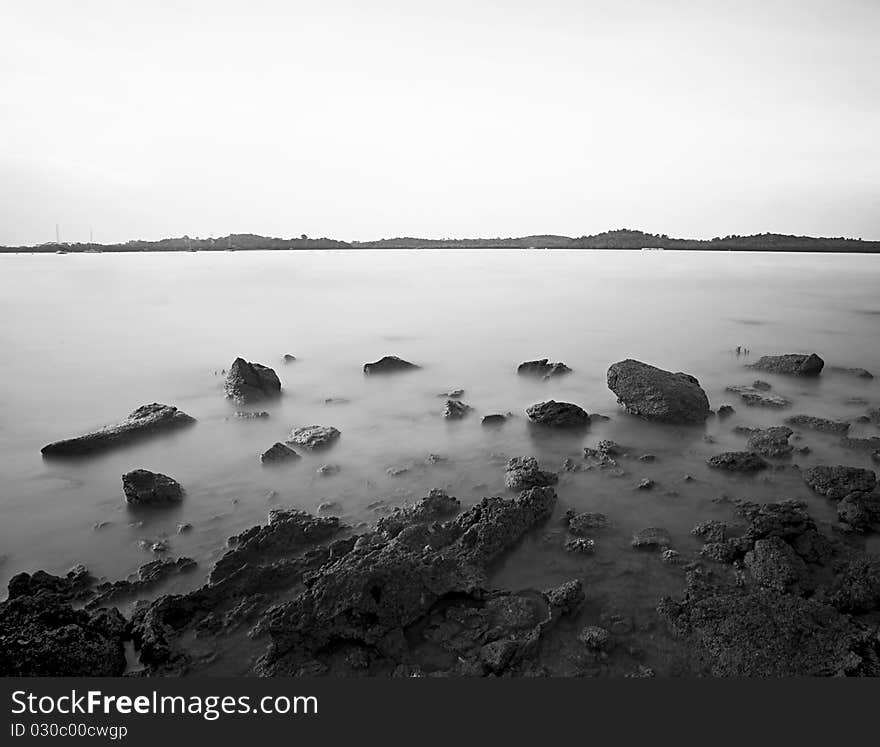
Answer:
[[1, 0, 878, 245]]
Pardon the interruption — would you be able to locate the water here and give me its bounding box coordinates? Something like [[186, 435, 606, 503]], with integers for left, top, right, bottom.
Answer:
[[1, 249, 878, 664]]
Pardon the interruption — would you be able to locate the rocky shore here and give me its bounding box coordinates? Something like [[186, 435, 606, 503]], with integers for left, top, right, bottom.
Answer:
[[5, 350, 879, 677]]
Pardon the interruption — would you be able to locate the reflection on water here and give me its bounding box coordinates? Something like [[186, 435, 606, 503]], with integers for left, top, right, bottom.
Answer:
[[0, 250, 878, 656]]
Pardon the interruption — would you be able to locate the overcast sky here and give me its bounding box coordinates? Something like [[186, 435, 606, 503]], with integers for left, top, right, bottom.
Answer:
[[1, 0, 878, 245]]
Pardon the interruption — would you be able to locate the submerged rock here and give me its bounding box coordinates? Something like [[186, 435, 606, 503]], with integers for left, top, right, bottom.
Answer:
[[443, 399, 472, 420], [526, 400, 590, 428], [122, 469, 184, 506], [802, 465, 876, 500], [41, 403, 195, 456], [482, 414, 508, 426], [565, 511, 612, 535], [749, 353, 824, 377], [363, 356, 419, 375], [746, 426, 794, 458], [375, 490, 461, 538], [287, 425, 341, 449], [282, 354, 297, 363], [841, 436, 880, 453], [785, 414, 850, 434], [606, 359, 710, 424], [260, 442, 301, 464], [725, 385, 791, 408], [717, 405, 735, 418], [504, 456, 559, 491], [706, 451, 769, 472], [517, 359, 572, 379], [88, 557, 197, 608], [0, 571, 127, 676], [564, 537, 595, 554], [828, 366, 873, 379], [224, 358, 281, 405], [631, 527, 672, 549]]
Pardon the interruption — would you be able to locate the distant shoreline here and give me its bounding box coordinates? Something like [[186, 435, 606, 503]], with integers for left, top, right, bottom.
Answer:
[[2, 228, 879, 253]]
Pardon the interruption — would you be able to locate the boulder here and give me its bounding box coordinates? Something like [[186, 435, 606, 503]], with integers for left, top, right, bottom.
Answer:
[[606, 359, 710, 424], [785, 415, 850, 434], [517, 359, 572, 379], [224, 358, 281, 405], [260, 442, 301, 464], [287, 425, 341, 449], [504, 456, 559, 491], [526, 400, 590, 428], [363, 356, 419, 375], [749, 353, 824, 377], [743, 537, 809, 594], [122, 469, 184, 506], [746, 426, 794, 458], [41, 403, 195, 456], [802, 465, 876, 500], [706, 451, 769, 472]]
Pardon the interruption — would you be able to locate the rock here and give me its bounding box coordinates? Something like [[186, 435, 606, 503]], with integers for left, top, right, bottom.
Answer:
[[443, 400, 472, 419], [0, 571, 127, 676], [867, 408, 880, 425], [631, 527, 672, 549], [282, 354, 297, 363], [224, 358, 281, 405], [504, 457, 559, 491], [784, 415, 850, 434], [564, 538, 595, 554], [438, 389, 464, 398], [88, 557, 197, 608], [841, 436, 880, 453], [717, 405, 735, 418], [824, 558, 880, 613], [482, 414, 508, 426], [233, 411, 269, 419], [317, 464, 341, 476], [565, 511, 612, 535], [743, 537, 809, 593], [287, 425, 341, 449], [260, 442, 301, 464], [638, 453, 656, 462], [661, 549, 681, 564], [637, 478, 655, 490], [150, 540, 169, 554], [254, 486, 559, 676], [41, 403, 195, 456], [526, 400, 590, 428], [691, 520, 727, 543], [725, 386, 791, 408], [706, 451, 769, 472], [828, 366, 873, 379], [363, 356, 419, 374], [517, 359, 572, 379], [375, 490, 462, 538], [606, 359, 710, 424], [658, 569, 877, 676], [752, 380, 772, 390], [122, 469, 184, 506], [802, 465, 876, 500], [746, 426, 794, 458], [749, 353, 824, 377], [837, 492, 880, 532], [177, 523, 193, 533], [578, 626, 611, 649]]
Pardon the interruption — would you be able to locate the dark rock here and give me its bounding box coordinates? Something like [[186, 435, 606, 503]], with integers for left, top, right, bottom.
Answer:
[[438, 389, 464, 398], [837, 492, 880, 532], [287, 425, 340, 449], [637, 478, 655, 490], [802, 465, 876, 500], [564, 538, 595, 554], [691, 520, 727, 543], [638, 453, 656, 462], [260, 442, 301, 464], [824, 558, 880, 613], [725, 386, 791, 408], [606, 359, 710, 424], [282, 354, 297, 363], [578, 626, 610, 649], [88, 557, 197, 608], [517, 359, 572, 379], [749, 353, 824, 377], [867, 408, 880, 425], [504, 456, 559, 491], [122, 469, 184, 506], [743, 537, 809, 593], [841, 436, 880, 453], [233, 410, 269, 419], [736, 500, 817, 543], [363, 356, 419, 375], [658, 569, 877, 676], [443, 400, 472, 420], [41, 403, 195, 456], [706, 451, 769, 472], [752, 380, 772, 390], [631, 527, 672, 549], [224, 358, 281, 405], [746, 426, 794, 458], [785, 415, 850, 434], [828, 366, 873, 379], [526, 400, 590, 428], [0, 573, 127, 676], [717, 405, 735, 418], [482, 414, 508, 425], [565, 510, 611, 535], [375, 490, 462, 538]]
